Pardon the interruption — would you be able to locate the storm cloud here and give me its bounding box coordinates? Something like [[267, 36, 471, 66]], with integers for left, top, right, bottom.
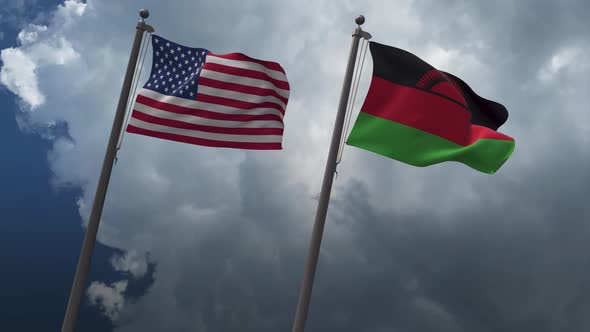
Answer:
[[2, 0, 589, 331]]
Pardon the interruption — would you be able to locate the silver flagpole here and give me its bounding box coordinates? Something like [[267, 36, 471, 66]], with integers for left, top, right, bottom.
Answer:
[[292, 15, 366, 332], [60, 9, 154, 332]]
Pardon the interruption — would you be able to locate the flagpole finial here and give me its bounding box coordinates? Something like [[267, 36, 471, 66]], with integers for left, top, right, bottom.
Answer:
[[139, 9, 149, 19], [137, 8, 155, 32], [355, 15, 365, 26]]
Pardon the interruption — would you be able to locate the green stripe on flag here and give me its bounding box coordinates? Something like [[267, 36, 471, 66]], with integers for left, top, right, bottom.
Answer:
[[346, 112, 515, 174]]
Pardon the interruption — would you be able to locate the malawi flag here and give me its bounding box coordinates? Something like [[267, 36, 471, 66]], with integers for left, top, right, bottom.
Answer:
[[346, 42, 515, 174]]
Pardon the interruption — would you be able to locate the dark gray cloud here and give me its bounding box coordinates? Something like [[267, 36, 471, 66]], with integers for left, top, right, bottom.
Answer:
[[2, 0, 589, 331], [299, 147, 590, 332]]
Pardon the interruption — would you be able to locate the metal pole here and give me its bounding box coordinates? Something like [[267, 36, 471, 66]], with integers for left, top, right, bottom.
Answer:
[[60, 9, 154, 332], [291, 15, 366, 332]]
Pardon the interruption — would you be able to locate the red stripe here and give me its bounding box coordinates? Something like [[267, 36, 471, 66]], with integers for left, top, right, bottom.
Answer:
[[198, 77, 289, 105], [469, 125, 514, 144], [207, 53, 286, 74], [195, 93, 285, 114], [126, 124, 282, 150], [361, 76, 514, 146], [136, 94, 284, 122], [131, 110, 284, 136], [203, 63, 290, 90]]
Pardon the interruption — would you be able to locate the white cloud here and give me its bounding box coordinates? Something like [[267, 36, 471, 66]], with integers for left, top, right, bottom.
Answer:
[[87, 280, 128, 321], [538, 46, 580, 83], [0, 1, 83, 110], [2, 0, 590, 331], [17, 24, 48, 44], [0, 33, 79, 110], [111, 251, 149, 279], [59, 0, 87, 17], [0, 47, 44, 108]]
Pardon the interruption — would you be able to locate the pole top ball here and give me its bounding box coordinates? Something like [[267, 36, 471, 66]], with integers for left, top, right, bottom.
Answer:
[[355, 15, 365, 25], [139, 9, 150, 19]]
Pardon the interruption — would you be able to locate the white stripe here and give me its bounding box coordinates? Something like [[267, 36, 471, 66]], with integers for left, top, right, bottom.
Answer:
[[200, 69, 290, 99], [197, 85, 287, 110], [134, 102, 284, 128], [205, 55, 288, 82], [138, 89, 284, 120], [128, 117, 283, 143]]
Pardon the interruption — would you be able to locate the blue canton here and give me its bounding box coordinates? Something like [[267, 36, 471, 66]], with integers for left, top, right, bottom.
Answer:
[[144, 35, 209, 100]]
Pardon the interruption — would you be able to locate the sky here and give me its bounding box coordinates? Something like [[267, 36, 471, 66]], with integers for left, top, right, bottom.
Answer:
[[1, 0, 589, 331], [0, 3, 155, 331]]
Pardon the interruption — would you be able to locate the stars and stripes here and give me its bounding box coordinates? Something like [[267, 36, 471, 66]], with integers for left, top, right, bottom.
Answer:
[[126, 34, 290, 150]]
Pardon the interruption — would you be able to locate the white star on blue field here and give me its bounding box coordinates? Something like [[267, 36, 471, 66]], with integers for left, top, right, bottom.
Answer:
[[146, 35, 208, 98]]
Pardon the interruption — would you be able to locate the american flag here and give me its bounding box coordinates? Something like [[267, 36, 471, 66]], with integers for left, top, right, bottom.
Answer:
[[126, 35, 290, 150]]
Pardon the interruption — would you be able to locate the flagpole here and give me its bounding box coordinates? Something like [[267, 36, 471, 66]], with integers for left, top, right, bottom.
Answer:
[[291, 15, 366, 332], [60, 9, 154, 332]]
